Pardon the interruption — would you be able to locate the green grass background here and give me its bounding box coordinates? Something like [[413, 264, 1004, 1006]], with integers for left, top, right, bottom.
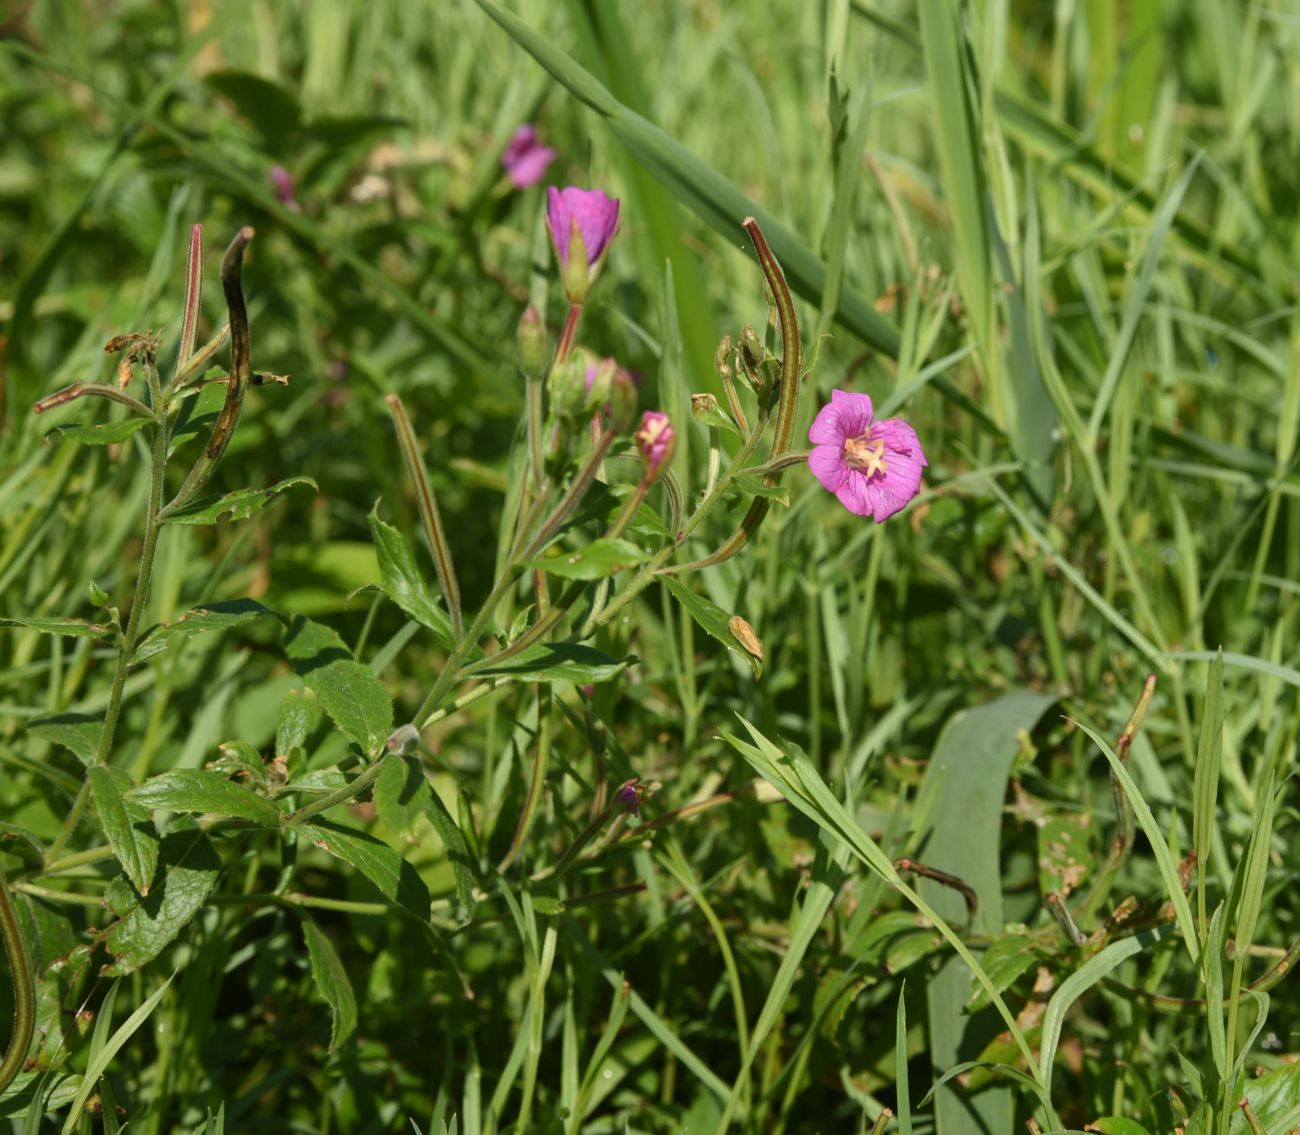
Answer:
[[1, 1, 1298, 1132]]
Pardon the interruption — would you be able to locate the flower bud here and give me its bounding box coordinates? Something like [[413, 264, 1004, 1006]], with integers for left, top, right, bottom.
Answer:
[[516, 304, 549, 378], [583, 355, 617, 417], [549, 348, 595, 421], [690, 392, 737, 435], [635, 410, 675, 483], [714, 334, 733, 379], [607, 367, 638, 432], [738, 324, 771, 397]]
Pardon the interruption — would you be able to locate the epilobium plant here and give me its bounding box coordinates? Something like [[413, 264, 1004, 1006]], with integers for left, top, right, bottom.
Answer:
[[0, 189, 929, 1124]]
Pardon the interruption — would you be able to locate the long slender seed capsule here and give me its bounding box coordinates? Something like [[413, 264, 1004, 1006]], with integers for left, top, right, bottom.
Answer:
[[385, 393, 464, 640], [159, 227, 254, 518], [176, 223, 204, 369]]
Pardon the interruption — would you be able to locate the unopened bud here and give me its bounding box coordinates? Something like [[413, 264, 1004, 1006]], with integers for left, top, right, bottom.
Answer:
[[583, 356, 617, 417], [516, 304, 548, 377], [738, 324, 770, 396], [549, 349, 594, 421], [88, 580, 109, 607], [608, 368, 637, 431], [739, 324, 764, 371], [714, 334, 733, 379], [691, 392, 737, 435], [635, 410, 675, 483], [385, 723, 421, 754]]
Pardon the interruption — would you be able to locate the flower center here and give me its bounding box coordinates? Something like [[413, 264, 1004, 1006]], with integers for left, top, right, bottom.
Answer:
[[843, 432, 888, 477]]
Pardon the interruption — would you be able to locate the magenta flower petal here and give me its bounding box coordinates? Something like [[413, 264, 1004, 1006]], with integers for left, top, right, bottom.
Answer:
[[546, 186, 621, 268], [805, 388, 928, 523], [808, 388, 873, 446], [502, 125, 555, 189], [808, 444, 848, 492]]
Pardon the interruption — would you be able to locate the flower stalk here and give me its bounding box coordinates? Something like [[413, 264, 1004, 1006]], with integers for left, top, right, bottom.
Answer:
[[0, 864, 35, 1093]]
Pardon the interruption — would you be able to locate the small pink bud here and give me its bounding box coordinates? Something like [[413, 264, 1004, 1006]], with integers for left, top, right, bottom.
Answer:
[[635, 411, 675, 482]]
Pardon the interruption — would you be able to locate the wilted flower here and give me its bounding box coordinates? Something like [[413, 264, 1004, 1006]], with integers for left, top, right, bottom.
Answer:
[[635, 411, 675, 482], [501, 125, 556, 189], [614, 779, 646, 815], [546, 186, 620, 303], [808, 389, 927, 522]]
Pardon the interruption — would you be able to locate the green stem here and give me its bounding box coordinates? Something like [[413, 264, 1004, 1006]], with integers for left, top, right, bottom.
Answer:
[[284, 756, 390, 826], [0, 865, 35, 1093], [498, 688, 552, 872], [45, 357, 170, 864], [659, 217, 801, 576], [554, 304, 582, 364], [412, 431, 617, 722]]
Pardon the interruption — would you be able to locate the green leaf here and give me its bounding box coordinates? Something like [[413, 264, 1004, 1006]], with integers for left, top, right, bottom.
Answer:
[[304, 660, 393, 755], [373, 754, 433, 835], [283, 615, 352, 673], [162, 476, 317, 526], [917, 0, 992, 353], [277, 687, 319, 756], [134, 598, 283, 662], [1088, 1120, 1155, 1135], [368, 504, 456, 650], [0, 616, 112, 638], [472, 643, 630, 684], [471, 0, 900, 358], [103, 825, 220, 975], [423, 784, 476, 923], [43, 417, 151, 446], [527, 537, 649, 581], [89, 766, 156, 895], [29, 713, 102, 763], [127, 769, 282, 826], [1038, 926, 1167, 1094], [61, 975, 173, 1133], [167, 380, 226, 457], [204, 69, 302, 141], [964, 935, 1039, 1013], [1037, 811, 1095, 898], [661, 576, 762, 680], [1232, 1060, 1300, 1135], [915, 690, 1057, 1135], [299, 914, 358, 1051], [299, 819, 430, 918]]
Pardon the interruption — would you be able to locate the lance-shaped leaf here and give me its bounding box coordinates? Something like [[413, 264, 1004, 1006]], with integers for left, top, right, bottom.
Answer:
[[299, 914, 357, 1051], [128, 769, 282, 826]]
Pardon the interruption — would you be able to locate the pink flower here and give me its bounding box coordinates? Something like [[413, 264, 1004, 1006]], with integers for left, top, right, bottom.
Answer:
[[501, 125, 555, 189], [635, 411, 675, 482], [808, 389, 927, 522], [546, 186, 620, 302]]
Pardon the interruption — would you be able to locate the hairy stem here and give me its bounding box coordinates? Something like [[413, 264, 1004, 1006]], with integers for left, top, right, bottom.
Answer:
[[0, 865, 35, 1093], [45, 354, 170, 863]]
